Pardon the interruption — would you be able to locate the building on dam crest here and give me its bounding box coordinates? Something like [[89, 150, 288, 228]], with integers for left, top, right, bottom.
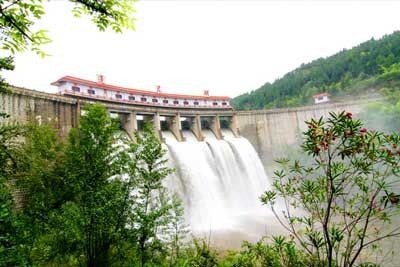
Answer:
[[49, 75, 239, 142], [51, 75, 231, 109]]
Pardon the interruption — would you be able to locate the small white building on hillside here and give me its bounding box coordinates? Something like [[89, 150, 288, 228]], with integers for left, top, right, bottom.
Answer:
[[312, 92, 330, 104]]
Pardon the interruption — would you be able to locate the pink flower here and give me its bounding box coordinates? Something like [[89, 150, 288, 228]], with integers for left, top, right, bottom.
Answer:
[[346, 112, 352, 119], [360, 128, 367, 133]]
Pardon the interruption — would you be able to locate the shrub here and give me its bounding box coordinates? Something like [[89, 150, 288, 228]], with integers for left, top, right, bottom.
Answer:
[[261, 111, 400, 267]]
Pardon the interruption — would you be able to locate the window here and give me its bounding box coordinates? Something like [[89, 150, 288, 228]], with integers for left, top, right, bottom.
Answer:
[[163, 99, 169, 104], [183, 101, 189, 105], [129, 96, 135, 101], [141, 97, 147, 102], [152, 99, 158, 103], [194, 101, 199, 105], [212, 102, 218, 106], [222, 102, 227, 106], [115, 94, 122, 99], [173, 100, 179, 105], [72, 86, 80, 92], [87, 89, 95, 95]]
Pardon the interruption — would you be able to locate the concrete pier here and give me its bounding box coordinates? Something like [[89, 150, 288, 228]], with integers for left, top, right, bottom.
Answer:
[[190, 115, 204, 141], [229, 114, 240, 137], [210, 115, 222, 140], [123, 112, 137, 140], [168, 114, 184, 142]]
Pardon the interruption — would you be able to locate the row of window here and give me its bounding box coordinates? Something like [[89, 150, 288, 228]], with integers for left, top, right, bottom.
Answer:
[[70, 86, 227, 106]]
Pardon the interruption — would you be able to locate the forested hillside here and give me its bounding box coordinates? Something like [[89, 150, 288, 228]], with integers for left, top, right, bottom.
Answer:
[[232, 31, 400, 110]]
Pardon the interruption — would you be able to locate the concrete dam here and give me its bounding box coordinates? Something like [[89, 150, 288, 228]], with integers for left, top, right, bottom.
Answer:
[[0, 82, 371, 246], [0, 85, 368, 164], [237, 101, 367, 168]]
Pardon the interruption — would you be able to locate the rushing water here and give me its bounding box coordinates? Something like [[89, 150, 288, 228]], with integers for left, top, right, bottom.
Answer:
[[163, 129, 275, 247]]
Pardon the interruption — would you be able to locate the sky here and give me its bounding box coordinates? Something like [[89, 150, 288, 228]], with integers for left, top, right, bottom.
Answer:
[[2, 0, 400, 98]]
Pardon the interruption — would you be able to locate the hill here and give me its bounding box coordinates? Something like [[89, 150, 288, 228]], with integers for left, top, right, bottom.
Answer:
[[232, 31, 400, 110]]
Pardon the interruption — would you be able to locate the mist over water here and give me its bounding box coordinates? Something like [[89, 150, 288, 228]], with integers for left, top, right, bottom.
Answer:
[[163, 129, 276, 247]]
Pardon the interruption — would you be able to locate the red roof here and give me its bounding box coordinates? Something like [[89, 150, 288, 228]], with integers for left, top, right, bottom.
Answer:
[[312, 92, 330, 99], [51, 76, 231, 101]]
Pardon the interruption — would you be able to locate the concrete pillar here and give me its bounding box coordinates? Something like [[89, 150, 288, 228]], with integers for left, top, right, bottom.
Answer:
[[75, 100, 81, 128], [191, 115, 204, 141], [210, 115, 222, 140], [153, 113, 161, 131], [153, 112, 164, 142], [124, 112, 137, 140], [132, 112, 138, 131], [169, 114, 184, 142], [229, 114, 240, 137]]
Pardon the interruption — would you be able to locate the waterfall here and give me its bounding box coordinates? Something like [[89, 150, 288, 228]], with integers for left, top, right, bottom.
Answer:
[[163, 129, 274, 247]]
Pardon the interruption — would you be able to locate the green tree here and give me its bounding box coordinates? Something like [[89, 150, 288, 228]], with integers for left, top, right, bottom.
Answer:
[[163, 193, 190, 266], [1, 104, 190, 266], [378, 62, 400, 83], [0, 0, 136, 92], [0, 57, 14, 93], [261, 111, 400, 267], [181, 240, 219, 267], [0, 1, 137, 262], [0, 0, 135, 54], [0, 115, 22, 176], [232, 31, 400, 110], [14, 104, 133, 266], [63, 103, 129, 266], [126, 122, 174, 267], [0, 115, 26, 266], [14, 124, 64, 219], [2, 124, 66, 265], [221, 237, 307, 267], [1, 105, 125, 266], [0, 179, 26, 267]]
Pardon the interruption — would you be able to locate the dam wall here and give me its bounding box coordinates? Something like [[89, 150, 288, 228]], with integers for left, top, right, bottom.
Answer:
[[0, 87, 236, 140], [236, 100, 375, 168], [0, 87, 78, 139], [0, 86, 380, 170]]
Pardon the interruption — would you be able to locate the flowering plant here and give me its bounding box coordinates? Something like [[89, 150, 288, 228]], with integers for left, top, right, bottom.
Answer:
[[261, 111, 400, 267]]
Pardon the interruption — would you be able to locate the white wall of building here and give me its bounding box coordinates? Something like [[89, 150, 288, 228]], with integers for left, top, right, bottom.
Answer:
[[314, 95, 330, 104], [60, 82, 230, 108]]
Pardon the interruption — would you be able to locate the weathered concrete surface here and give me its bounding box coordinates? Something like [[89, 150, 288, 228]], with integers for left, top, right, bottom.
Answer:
[[0, 86, 237, 139], [0, 86, 378, 166], [0, 87, 78, 139], [236, 100, 374, 167]]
